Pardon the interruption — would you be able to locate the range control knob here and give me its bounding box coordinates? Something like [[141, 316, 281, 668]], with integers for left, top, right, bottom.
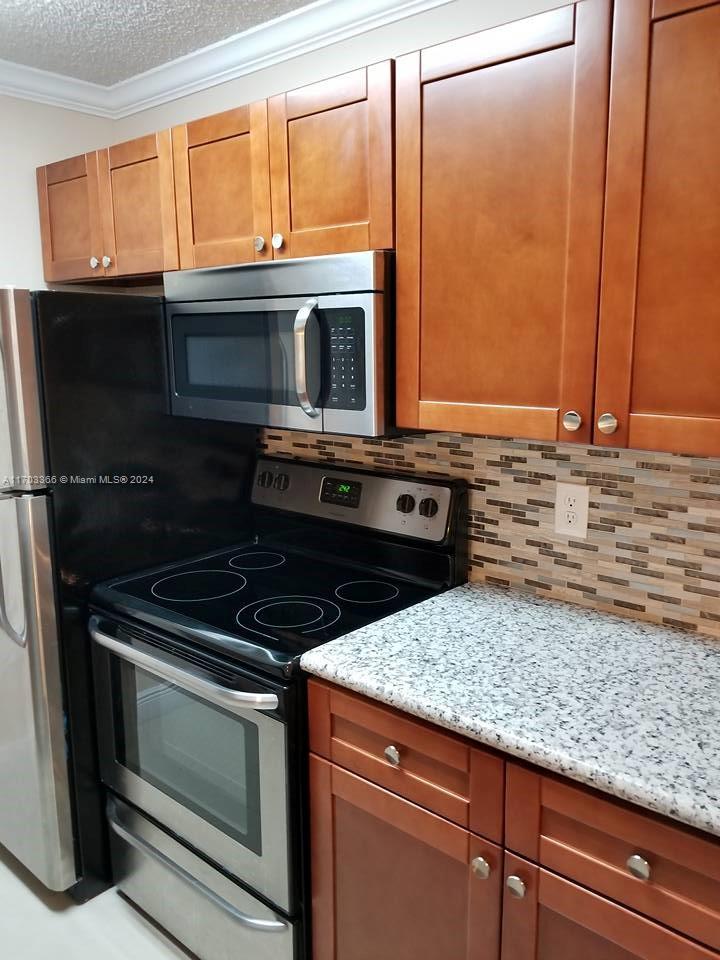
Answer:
[[419, 497, 439, 518], [396, 494, 416, 514], [273, 473, 290, 491], [257, 470, 274, 488]]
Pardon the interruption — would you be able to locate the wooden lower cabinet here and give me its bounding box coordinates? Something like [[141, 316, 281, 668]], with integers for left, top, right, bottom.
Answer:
[[309, 755, 502, 960], [501, 853, 718, 960]]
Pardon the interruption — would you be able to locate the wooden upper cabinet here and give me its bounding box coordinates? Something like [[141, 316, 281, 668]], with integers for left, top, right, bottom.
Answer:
[[594, 0, 720, 455], [97, 131, 178, 276], [310, 755, 502, 960], [37, 153, 104, 281], [37, 133, 178, 281], [172, 103, 272, 268], [501, 854, 718, 960], [395, 1, 611, 442], [267, 62, 394, 259]]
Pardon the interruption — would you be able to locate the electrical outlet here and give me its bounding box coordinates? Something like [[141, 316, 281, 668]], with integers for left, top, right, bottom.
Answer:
[[555, 482, 589, 538]]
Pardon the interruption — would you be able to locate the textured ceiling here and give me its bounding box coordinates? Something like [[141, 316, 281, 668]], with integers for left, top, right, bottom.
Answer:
[[0, 0, 311, 85]]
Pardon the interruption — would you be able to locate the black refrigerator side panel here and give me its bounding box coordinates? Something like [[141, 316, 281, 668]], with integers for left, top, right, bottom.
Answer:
[[33, 290, 257, 896]]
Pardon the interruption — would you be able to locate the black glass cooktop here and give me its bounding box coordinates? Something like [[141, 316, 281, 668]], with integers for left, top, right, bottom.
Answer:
[[91, 542, 436, 676]]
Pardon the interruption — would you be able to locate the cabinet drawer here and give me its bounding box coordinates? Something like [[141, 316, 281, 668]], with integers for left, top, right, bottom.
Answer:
[[506, 764, 720, 951], [308, 680, 504, 842]]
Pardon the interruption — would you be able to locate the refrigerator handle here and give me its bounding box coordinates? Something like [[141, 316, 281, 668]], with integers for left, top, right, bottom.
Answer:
[[0, 562, 25, 647], [0, 493, 26, 647]]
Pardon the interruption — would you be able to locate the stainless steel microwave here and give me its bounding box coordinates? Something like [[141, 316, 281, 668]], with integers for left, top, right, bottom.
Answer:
[[163, 251, 392, 436]]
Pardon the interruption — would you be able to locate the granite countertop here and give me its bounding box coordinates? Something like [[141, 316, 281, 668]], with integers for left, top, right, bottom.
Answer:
[[301, 583, 720, 838]]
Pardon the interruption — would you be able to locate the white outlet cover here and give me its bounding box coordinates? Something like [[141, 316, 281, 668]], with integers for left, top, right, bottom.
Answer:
[[555, 482, 589, 538]]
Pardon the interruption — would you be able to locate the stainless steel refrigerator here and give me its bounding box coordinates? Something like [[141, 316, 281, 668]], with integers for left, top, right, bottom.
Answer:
[[0, 288, 75, 890], [0, 287, 256, 897]]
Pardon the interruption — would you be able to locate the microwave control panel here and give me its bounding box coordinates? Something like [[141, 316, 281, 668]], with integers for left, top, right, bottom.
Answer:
[[326, 309, 366, 411]]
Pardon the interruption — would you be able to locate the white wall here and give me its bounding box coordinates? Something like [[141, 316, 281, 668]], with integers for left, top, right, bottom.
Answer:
[[115, 0, 572, 138], [1, 0, 572, 287], [0, 95, 113, 289]]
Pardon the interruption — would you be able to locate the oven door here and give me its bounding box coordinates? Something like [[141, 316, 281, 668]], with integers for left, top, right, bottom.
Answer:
[[90, 616, 292, 913], [166, 293, 383, 436]]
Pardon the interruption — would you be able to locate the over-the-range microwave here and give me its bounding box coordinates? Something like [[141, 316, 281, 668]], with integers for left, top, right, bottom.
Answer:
[[163, 251, 392, 437]]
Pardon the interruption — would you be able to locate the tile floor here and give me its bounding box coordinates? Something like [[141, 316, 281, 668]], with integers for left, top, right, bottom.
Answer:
[[0, 843, 189, 959]]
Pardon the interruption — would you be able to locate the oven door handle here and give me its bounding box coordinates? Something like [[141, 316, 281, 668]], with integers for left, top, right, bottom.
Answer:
[[107, 806, 288, 933], [293, 297, 320, 418], [91, 627, 279, 713]]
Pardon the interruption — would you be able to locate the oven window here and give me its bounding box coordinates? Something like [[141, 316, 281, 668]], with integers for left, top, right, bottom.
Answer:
[[170, 310, 321, 407], [112, 660, 262, 856]]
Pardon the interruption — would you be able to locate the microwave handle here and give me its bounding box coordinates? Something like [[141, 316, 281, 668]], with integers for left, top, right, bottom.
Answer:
[[91, 626, 279, 713], [293, 298, 320, 418]]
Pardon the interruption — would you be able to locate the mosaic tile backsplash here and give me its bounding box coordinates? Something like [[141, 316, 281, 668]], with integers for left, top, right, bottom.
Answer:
[[259, 429, 720, 638]]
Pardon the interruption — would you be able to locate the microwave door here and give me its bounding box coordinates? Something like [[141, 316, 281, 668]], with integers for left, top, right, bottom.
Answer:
[[0, 289, 47, 493], [168, 298, 325, 432]]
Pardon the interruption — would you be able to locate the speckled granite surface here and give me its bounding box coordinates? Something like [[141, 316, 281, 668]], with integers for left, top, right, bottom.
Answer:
[[301, 583, 720, 838]]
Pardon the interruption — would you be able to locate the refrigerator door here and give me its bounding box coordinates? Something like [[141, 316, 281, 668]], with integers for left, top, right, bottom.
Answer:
[[0, 289, 46, 493], [0, 492, 76, 890]]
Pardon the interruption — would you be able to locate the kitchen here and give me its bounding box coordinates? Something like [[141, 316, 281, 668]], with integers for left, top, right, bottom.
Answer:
[[0, 0, 718, 958]]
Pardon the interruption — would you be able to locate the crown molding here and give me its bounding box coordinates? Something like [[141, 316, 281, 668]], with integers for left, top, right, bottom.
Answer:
[[0, 0, 452, 120]]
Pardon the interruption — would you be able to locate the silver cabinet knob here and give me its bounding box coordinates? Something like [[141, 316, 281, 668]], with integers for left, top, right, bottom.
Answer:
[[271, 232, 285, 250], [506, 875, 526, 899], [626, 854, 651, 881], [102, 255, 112, 268], [471, 856, 491, 880], [384, 744, 401, 766], [597, 412, 619, 435], [562, 410, 583, 432], [89, 257, 99, 269], [254, 236, 266, 252]]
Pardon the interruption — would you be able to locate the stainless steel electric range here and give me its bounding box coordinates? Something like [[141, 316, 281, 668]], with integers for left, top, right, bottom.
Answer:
[[89, 456, 467, 960]]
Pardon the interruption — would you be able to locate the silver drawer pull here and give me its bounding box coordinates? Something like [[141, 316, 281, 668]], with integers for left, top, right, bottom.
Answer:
[[471, 856, 491, 880], [107, 805, 287, 933], [384, 744, 401, 766], [506, 875, 526, 899], [626, 854, 651, 881]]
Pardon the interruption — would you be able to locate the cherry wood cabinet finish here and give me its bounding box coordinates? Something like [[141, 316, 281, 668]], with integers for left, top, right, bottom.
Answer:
[[505, 764, 720, 950], [267, 62, 393, 259], [172, 103, 272, 268], [97, 131, 178, 276], [395, 1, 611, 443], [310, 755, 502, 960], [501, 853, 718, 960], [36, 152, 104, 281], [594, 0, 720, 454], [308, 678, 504, 841]]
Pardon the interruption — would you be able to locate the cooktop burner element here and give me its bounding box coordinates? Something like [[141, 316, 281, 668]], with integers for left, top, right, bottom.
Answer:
[[150, 570, 248, 602], [239, 596, 342, 634], [229, 551, 286, 570], [335, 580, 401, 604]]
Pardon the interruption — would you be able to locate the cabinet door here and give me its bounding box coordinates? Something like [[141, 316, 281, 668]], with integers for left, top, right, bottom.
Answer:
[[36, 153, 104, 281], [396, 1, 610, 442], [267, 63, 393, 259], [502, 854, 719, 960], [97, 131, 178, 276], [594, 0, 720, 455], [172, 104, 272, 268], [310, 755, 501, 960]]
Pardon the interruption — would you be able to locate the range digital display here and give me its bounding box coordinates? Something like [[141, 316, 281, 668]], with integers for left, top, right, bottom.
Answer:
[[320, 476, 362, 509]]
